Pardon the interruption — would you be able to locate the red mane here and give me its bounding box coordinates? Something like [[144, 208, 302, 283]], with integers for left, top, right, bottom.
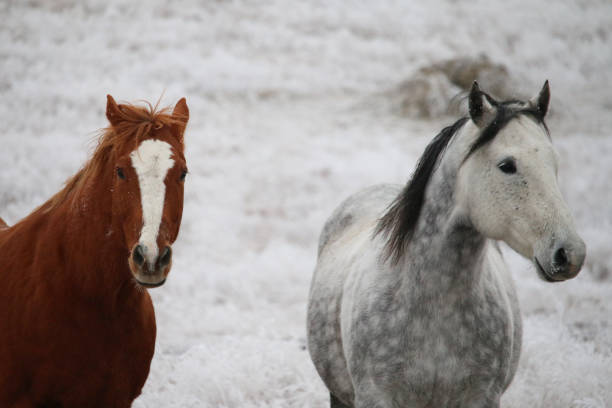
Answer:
[[42, 100, 184, 213]]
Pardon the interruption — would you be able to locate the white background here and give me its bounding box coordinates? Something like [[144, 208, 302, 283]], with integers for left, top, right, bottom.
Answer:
[[1, 1, 611, 406]]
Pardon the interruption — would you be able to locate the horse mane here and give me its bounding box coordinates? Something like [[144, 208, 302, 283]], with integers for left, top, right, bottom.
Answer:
[[41, 100, 182, 213], [375, 117, 469, 264], [376, 99, 549, 264]]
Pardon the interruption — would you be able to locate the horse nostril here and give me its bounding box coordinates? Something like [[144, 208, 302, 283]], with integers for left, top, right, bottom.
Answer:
[[132, 245, 145, 267], [553, 247, 568, 268], [158, 246, 172, 268]]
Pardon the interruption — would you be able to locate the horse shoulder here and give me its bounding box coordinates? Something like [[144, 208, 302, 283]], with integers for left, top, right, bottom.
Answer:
[[314, 183, 401, 301], [309, 184, 400, 406]]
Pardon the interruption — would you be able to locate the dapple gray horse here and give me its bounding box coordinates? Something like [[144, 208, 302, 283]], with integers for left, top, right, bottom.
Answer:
[[307, 82, 586, 408]]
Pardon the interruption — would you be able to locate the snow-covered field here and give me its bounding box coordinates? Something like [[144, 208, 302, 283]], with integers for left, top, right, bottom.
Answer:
[[1, 1, 611, 406]]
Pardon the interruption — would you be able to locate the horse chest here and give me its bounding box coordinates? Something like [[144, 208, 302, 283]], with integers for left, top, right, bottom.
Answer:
[[408, 293, 514, 405], [27, 294, 156, 407], [347, 276, 515, 405], [406, 294, 513, 378]]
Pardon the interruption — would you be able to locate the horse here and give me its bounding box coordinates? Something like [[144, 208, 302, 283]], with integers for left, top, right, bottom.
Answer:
[[0, 95, 189, 407], [307, 82, 586, 408]]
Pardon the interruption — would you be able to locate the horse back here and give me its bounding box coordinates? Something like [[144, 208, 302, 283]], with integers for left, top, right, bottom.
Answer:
[[0, 217, 7, 230]]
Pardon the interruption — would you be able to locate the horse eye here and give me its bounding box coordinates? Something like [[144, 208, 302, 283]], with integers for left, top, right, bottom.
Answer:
[[179, 170, 187, 182], [116, 167, 126, 180], [497, 158, 517, 174]]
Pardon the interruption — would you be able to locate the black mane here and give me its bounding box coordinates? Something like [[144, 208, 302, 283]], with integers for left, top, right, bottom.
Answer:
[[376, 101, 548, 264], [375, 117, 468, 264]]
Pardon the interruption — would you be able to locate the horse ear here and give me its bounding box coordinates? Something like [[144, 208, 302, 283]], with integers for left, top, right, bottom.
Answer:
[[468, 81, 496, 128], [529, 80, 550, 118], [106, 95, 123, 127], [171, 97, 189, 141]]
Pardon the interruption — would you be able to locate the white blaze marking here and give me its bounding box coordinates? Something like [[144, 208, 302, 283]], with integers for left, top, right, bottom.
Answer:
[[130, 139, 174, 267]]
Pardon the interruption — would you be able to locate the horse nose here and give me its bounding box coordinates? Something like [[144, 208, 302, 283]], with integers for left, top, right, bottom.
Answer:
[[157, 246, 172, 269], [132, 244, 146, 267], [553, 247, 568, 268], [551, 240, 586, 279]]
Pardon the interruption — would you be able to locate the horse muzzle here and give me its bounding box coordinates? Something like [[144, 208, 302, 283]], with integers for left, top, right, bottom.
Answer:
[[129, 244, 172, 288], [534, 236, 586, 282]]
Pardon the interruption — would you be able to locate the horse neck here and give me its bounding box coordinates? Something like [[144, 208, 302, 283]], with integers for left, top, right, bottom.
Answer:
[[403, 124, 487, 291], [42, 165, 138, 303]]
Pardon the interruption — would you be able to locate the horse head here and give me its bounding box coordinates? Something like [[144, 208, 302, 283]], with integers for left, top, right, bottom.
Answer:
[[106, 95, 189, 288], [456, 81, 586, 282]]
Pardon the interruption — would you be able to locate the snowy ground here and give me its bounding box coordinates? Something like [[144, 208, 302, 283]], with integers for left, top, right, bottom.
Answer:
[[1, 1, 611, 407]]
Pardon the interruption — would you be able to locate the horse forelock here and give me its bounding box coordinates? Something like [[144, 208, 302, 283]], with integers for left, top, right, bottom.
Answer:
[[466, 99, 549, 159], [377, 97, 549, 264], [42, 102, 184, 213]]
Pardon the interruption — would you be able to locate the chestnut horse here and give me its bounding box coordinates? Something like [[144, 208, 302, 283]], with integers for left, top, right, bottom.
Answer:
[[0, 96, 189, 407]]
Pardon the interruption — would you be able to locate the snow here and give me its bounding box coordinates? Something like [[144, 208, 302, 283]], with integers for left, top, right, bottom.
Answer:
[[1, 0, 611, 406]]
